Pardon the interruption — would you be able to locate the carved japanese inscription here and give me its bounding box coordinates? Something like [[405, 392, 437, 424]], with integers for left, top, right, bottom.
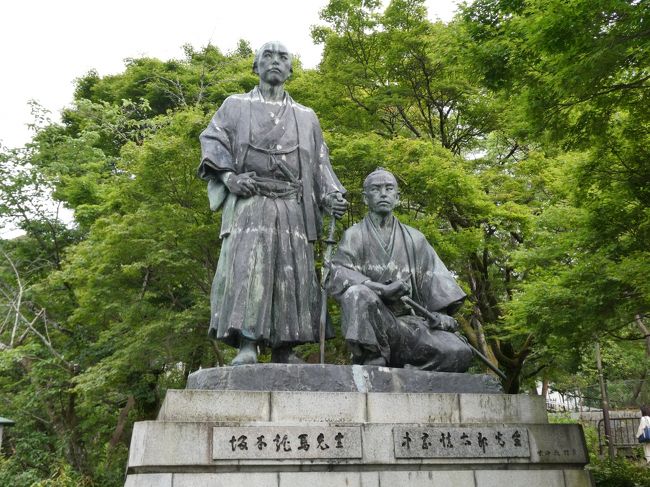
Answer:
[[393, 427, 530, 458], [212, 426, 362, 460]]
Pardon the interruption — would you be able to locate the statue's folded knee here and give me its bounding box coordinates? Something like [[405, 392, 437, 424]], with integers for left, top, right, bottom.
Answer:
[[344, 284, 381, 305]]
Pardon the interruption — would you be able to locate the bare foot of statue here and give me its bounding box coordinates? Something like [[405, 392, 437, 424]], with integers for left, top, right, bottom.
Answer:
[[271, 347, 304, 364], [231, 338, 257, 366]]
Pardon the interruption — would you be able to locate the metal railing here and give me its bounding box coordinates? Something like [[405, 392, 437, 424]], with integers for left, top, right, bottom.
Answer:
[[597, 417, 641, 454]]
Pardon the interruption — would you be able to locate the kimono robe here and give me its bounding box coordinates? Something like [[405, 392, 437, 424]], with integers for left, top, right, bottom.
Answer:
[[329, 215, 473, 372], [198, 87, 345, 348]]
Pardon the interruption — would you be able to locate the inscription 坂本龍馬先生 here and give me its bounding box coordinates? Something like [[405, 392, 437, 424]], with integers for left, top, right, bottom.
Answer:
[[212, 426, 362, 460], [393, 427, 530, 458]]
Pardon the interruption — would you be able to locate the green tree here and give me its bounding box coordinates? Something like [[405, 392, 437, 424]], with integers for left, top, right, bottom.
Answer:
[[313, 0, 498, 153], [461, 0, 650, 389], [0, 45, 259, 486]]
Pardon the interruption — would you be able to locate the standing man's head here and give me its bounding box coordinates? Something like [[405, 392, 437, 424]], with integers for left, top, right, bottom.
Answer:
[[362, 168, 399, 216], [642, 405, 650, 417], [253, 41, 292, 86]]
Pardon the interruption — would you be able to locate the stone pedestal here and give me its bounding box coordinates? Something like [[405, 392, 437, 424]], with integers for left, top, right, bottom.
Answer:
[[124, 365, 594, 486], [187, 363, 503, 393]]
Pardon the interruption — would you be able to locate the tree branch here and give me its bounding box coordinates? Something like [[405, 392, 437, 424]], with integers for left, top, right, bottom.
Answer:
[[2, 249, 23, 347]]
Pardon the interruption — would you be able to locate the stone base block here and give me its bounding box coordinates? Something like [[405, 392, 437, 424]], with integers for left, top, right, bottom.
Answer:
[[158, 389, 548, 424], [125, 388, 592, 486], [127, 421, 587, 468], [126, 470, 594, 487]]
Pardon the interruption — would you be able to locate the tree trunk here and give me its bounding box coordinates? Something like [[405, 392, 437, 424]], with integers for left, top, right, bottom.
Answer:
[[635, 314, 650, 356], [109, 395, 136, 449], [630, 369, 647, 403]]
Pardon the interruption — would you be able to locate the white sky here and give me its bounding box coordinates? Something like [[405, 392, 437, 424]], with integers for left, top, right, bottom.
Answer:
[[0, 0, 460, 149]]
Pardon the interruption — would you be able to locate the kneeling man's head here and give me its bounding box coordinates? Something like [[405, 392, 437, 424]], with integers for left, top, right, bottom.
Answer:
[[363, 168, 399, 215]]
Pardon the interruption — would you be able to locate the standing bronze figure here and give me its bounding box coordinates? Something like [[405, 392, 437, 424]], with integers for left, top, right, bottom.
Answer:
[[198, 42, 348, 365]]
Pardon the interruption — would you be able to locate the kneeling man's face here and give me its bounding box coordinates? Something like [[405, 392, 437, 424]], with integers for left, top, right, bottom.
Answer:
[[363, 173, 399, 215]]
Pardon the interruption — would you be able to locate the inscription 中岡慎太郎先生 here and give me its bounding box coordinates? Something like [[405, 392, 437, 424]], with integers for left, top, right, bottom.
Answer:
[[212, 426, 361, 460], [393, 427, 530, 458]]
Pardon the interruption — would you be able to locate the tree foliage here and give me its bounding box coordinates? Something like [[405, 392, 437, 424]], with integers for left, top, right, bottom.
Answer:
[[0, 44, 253, 485], [459, 0, 649, 391]]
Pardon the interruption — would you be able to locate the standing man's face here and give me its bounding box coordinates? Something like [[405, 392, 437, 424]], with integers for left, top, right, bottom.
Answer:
[[256, 42, 292, 86], [363, 173, 399, 215]]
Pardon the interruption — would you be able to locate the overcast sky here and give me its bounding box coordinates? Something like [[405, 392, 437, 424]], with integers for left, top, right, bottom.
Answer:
[[1, 0, 460, 149]]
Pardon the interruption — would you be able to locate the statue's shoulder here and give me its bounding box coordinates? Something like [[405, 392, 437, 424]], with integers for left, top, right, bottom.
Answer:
[[210, 94, 243, 119], [398, 221, 430, 247], [340, 221, 365, 243], [221, 91, 253, 107], [212, 91, 256, 120], [344, 221, 365, 235], [288, 97, 317, 118]]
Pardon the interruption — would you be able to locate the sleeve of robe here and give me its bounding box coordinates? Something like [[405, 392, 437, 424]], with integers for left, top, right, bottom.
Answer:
[[197, 96, 243, 213], [197, 96, 241, 180], [328, 224, 371, 297], [310, 113, 346, 204], [409, 228, 467, 315]]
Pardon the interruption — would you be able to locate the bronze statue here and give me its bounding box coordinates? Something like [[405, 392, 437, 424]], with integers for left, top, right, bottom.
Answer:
[[328, 169, 473, 372], [198, 41, 348, 365]]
